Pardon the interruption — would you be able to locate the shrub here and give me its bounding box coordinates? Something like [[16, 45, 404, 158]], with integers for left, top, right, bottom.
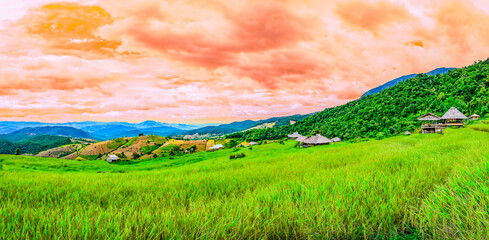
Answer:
[[14, 148, 20, 155], [133, 152, 140, 159]]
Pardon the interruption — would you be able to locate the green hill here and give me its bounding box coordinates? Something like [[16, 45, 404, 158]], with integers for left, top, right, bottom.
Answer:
[[1, 127, 489, 238], [230, 59, 489, 141], [0, 135, 72, 155]]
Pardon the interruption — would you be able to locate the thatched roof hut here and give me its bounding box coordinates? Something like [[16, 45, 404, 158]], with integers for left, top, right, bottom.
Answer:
[[404, 131, 411, 135], [249, 142, 258, 145], [303, 134, 332, 146], [295, 136, 307, 142], [287, 132, 303, 139], [470, 114, 480, 120], [107, 154, 119, 163], [418, 113, 441, 121], [331, 137, 341, 142], [441, 107, 467, 120], [210, 144, 223, 150]]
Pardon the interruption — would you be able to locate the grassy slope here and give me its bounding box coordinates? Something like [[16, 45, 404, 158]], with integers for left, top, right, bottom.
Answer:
[[0, 128, 488, 239]]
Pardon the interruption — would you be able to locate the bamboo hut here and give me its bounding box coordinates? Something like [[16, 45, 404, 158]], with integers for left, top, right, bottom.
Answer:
[[418, 113, 442, 134], [295, 136, 307, 142], [303, 134, 332, 146], [331, 137, 342, 142], [107, 154, 119, 163], [287, 132, 303, 140], [469, 114, 480, 120], [441, 107, 467, 127]]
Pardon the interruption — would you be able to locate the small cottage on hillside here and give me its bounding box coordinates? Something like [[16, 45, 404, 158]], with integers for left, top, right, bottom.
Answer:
[[470, 114, 480, 120], [287, 132, 303, 140], [331, 137, 342, 142], [249, 142, 258, 146], [441, 107, 467, 127], [418, 113, 442, 134], [295, 136, 307, 143], [303, 134, 332, 146], [209, 144, 223, 151], [107, 155, 119, 163]]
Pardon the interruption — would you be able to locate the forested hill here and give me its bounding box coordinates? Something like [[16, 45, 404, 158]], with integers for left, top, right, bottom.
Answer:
[[229, 59, 489, 141], [361, 67, 456, 97]]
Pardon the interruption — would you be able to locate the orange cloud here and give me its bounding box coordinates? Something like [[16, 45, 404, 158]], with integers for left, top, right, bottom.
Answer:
[[20, 2, 121, 57], [335, 0, 412, 36]]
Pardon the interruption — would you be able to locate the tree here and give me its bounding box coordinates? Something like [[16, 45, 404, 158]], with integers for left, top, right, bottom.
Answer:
[[14, 148, 20, 155], [187, 145, 197, 153], [133, 152, 140, 159]]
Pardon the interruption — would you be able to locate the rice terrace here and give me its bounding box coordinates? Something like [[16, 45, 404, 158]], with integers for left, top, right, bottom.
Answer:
[[2, 0, 489, 239]]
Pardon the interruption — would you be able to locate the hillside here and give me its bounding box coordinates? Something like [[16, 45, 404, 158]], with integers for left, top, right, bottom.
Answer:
[[361, 67, 456, 97], [1, 128, 489, 238], [230, 60, 489, 141], [1, 126, 95, 142], [0, 135, 72, 155], [182, 114, 311, 137]]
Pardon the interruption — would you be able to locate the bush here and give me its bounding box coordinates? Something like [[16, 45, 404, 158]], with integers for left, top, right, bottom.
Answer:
[[229, 153, 246, 159], [133, 152, 140, 159], [14, 148, 20, 155]]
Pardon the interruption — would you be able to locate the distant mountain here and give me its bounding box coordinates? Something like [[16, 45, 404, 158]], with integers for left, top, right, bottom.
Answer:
[[0, 126, 95, 142], [361, 67, 457, 97], [93, 126, 184, 139], [0, 121, 212, 139], [182, 114, 311, 137]]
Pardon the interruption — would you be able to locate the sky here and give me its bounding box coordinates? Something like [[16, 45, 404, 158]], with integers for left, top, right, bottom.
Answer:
[[1, 0, 489, 123]]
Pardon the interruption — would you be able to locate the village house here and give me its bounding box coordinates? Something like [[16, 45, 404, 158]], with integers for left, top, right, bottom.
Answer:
[[331, 137, 342, 142], [470, 114, 480, 120], [303, 134, 332, 147], [441, 107, 468, 127], [107, 154, 119, 163], [418, 113, 442, 134], [287, 132, 303, 140]]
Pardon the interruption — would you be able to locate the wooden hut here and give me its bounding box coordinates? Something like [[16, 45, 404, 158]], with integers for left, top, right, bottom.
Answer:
[[331, 137, 342, 142], [418, 113, 442, 134], [295, 136, 307, 143], [303, 134, 332, 146], [107, 154, 119, 163], [287, 132, 303, 140], [441, 107, 467, 127], [469, 114, 480, 120]]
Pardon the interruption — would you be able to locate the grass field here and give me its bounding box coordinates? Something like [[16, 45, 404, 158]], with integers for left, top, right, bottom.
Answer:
[[1, 128, 489, 239]]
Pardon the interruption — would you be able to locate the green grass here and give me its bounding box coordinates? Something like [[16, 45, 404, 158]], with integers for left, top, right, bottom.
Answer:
[[123, 137, 138, 147], [140, 145, 159, 155], [0, 128, 488, 239]]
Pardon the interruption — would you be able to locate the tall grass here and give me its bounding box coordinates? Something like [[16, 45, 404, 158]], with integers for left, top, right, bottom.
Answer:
[[0, 128, 488, 239]]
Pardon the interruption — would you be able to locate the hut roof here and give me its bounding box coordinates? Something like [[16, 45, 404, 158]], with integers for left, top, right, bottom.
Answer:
[[470, 114, 480, 117], [405, 131, 411, 135], [295, 136, 308, 142], [249, 142, 258, 145], [418, 113, 441, 121], [210, 144, 223, 150], [287, 132, 302, 138], [331, 137, 341, 142], [303, 134, 332, 145], [441, 107, 468, 120], [107, 155, 119, 160]]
